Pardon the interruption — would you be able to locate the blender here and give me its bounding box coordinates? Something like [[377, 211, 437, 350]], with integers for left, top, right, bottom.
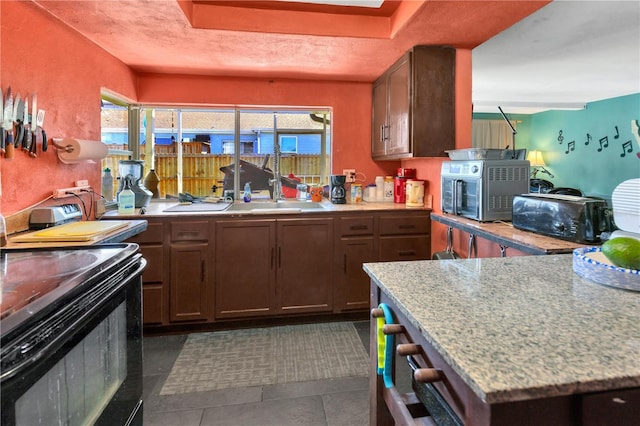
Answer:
[[116, 160, 153, 208]]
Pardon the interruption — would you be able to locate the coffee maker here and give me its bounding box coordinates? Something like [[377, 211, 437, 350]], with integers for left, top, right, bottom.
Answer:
[[117, 160, 153, 208], [330, 175, 346, 204]]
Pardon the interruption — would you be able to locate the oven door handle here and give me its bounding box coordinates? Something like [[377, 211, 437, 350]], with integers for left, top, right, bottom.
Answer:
[[0, 258, 146, 382], [452, 179, 463, 215]]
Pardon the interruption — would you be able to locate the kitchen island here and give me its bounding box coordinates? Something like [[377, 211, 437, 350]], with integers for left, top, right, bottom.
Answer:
[[365, 255, 640, 425]]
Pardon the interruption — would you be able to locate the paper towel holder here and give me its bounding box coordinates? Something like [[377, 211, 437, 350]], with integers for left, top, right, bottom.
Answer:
[[51, 138, 74, 153], [52, 137, 109, 164]]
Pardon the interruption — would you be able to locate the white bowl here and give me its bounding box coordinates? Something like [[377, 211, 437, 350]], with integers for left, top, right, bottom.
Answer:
[[573, 247, 640, 292]]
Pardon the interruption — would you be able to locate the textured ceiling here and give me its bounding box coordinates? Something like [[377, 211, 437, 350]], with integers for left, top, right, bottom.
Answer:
[[31, 0, 640, 113]]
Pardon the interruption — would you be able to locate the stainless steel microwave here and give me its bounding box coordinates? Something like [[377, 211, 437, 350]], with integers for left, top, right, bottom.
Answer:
[[441, 160, 530, 221]]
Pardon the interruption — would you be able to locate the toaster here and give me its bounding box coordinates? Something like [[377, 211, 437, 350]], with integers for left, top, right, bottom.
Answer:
[[512, 193, 614, 243]]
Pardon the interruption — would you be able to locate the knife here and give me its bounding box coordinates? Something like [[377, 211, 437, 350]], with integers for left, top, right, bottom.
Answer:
[[36, 108, 47, 152], [27, 94, 37, 157], [13, 96, 24, 149], [21, 96, 29, 150], [3, 87, 14, 158], [1, 88, 4, 154]]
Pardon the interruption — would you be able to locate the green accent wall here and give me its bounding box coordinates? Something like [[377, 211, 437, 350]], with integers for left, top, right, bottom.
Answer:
[[474, 93, 640, 201], [530, 93, 639, 200]]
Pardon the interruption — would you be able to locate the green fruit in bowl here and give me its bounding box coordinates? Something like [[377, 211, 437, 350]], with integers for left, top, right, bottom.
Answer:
[[601, 237, 640, 270]]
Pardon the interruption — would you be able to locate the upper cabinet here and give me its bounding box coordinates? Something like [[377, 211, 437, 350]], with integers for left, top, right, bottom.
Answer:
[[372, 46, 456, 160]]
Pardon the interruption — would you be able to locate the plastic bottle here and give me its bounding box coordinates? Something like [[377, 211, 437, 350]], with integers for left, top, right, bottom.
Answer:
[[375, 176, 384, 201], [118, 179, 136, 214], [383, 176, 394, 202], [243, 182, 252, 203], [102, 167, 114, 201]]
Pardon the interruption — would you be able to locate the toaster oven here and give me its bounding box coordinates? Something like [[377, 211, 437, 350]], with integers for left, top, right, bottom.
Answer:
[[512, 193, 615, 243], [441, 160, 530, 222]]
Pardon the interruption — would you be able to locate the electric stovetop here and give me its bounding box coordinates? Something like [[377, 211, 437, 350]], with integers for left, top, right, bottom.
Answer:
[[0, 244, 139, 336]]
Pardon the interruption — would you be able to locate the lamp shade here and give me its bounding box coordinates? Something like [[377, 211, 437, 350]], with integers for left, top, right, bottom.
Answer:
[[527, 150, 546, 167]]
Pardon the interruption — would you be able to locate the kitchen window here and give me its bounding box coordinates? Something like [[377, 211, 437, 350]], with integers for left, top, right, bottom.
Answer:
[[101, 102, 331, 199]]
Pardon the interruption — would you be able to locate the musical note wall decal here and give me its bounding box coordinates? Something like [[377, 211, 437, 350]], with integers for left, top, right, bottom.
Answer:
[[557, 130, 564, 144], [614, 126, 620, 139], [597, 136, 609, 152], [620, 140, 633, 157], [585, 133, 592, 146], [565, 140, 576, 154]]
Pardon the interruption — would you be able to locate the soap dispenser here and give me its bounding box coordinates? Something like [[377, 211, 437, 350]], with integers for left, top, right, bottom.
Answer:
[[118, 178, 136, 214], [243, 182, 252, 203]]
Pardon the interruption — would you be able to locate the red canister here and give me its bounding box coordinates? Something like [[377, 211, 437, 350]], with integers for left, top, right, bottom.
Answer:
[[394, 176, 407, 203], [396, 168, 416, 178]]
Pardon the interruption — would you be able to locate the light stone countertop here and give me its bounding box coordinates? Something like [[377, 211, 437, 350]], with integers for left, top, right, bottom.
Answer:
[[364, 255, 640, 404], [103, 199, 429, 218]]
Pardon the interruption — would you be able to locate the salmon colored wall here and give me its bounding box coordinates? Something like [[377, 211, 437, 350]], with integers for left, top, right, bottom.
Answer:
[[137, 73, 398, 182], [0, 2, 138, 217]]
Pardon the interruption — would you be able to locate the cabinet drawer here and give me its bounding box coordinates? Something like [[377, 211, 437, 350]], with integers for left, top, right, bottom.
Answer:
[[171, 221, 209, 241], [379, 235, 430, 261], [379, 214, 429, 235], [128, 221, 164, 244], [582, 388, 640, 426], [340, 216, 374, 236]]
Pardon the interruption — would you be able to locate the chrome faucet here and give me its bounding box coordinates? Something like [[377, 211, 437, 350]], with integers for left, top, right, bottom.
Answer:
[[269, 132, 284, 201]]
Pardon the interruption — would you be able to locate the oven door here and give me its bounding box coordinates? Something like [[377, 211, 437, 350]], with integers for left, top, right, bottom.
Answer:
[[441, 177, 481, 220], [1, 254, 145, 426]]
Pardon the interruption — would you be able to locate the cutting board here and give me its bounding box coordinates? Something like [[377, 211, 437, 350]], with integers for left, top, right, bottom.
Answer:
[[12, 221, 130, 243]]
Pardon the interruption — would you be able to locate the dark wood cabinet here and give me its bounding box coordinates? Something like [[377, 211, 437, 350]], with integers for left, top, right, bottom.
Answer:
[[169, 220, 212, 323], [215, 217, 334, 318], [276, 217, 334, 314], [215, 219, 277, 319], [123, 208, 430, 329], [372, 45, 456, 160], [126, 220, 168, 325], [378, 212, 431, 261], [335, 215, 377, 312]]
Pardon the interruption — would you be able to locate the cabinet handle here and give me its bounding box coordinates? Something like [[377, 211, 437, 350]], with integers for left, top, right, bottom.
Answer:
[[414, 368, 443, 384], [350, 224, 369, 231], [382, 324, 404, 335], [397, 343, 421, 356], [380, 125, 385, 143], [398, 250, 416, 257], [278, 246, 282, 268], [371, 308, 384, 318], [177, 231, 200, 238], [398, 224, 416, 230], [271, 247, 275, 269], [343, 253, 347, 274]]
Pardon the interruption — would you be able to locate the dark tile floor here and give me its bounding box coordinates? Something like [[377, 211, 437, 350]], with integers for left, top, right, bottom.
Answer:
[[142, 321, 411, 426]]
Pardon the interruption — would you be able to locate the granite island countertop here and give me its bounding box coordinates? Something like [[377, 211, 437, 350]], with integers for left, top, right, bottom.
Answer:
[[364, 255, 640, 404]]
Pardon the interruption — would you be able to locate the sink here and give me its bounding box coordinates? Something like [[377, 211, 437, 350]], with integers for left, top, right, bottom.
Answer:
[[225, 201, 326, 213]]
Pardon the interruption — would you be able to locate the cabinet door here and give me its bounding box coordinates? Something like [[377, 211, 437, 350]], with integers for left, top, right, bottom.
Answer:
[[215, 220, 276, 319], [335, 237, 375, 312], [170, 242, 210, 322], [139, 244, 166, 325], [127, 220, 168, 326], [276, 218, 333, 314], [372, 77, 388, 158], [386, 53, 411, 156]]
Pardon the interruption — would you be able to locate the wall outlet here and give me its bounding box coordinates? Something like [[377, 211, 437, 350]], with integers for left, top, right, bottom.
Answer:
[[343, 169, 356, 183], [53, 185, 92, 199], [75, 179, 89, 187]]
